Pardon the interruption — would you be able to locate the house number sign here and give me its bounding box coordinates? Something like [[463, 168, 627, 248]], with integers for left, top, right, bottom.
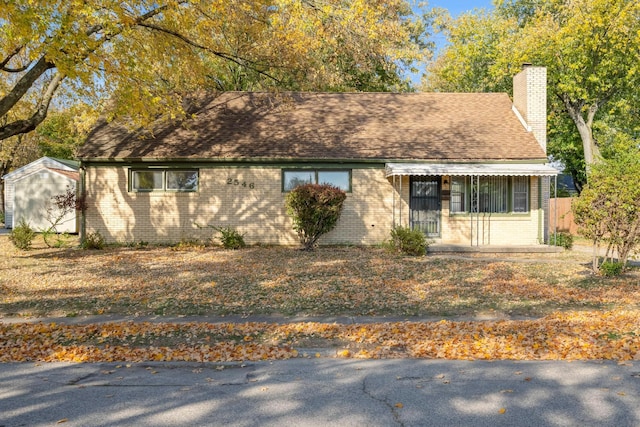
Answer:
[[227, 178, 255, 189]]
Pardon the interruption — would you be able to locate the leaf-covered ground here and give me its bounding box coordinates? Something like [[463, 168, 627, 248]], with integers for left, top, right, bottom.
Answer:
[[1, 236, 639, 362], [1, 311, 638, 362]]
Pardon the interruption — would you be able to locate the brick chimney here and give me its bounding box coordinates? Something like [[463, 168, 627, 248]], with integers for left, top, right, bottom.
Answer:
[[512, 65, 547, 153]]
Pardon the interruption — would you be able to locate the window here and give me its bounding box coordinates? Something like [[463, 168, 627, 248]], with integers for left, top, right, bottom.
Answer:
[[132, 170, 163, 191], [477, 176, 509, 213], [166, 170, 198, 191], [130, 169, 198, 192], [450, 177, 468, 213], [449, 176, 529, 213], [283, 169, 351, 192], [512, 176, 529, 213]]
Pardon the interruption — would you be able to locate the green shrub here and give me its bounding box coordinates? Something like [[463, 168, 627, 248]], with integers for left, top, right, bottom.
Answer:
[[285, 184, 346, 251], [9, 218, 36, 250], [387, 226, 427, 256], [194, 223, 246, 249], [550, 232, 574, 249], [216, 226, 246, 249], [0, 211, 5, 225], [82, 231, 105, 250], [599, 261, 623, 277]]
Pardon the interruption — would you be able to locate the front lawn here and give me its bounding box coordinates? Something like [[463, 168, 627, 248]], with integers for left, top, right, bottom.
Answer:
[[1, 236, 638, 318], [1, 236, 638, 362]]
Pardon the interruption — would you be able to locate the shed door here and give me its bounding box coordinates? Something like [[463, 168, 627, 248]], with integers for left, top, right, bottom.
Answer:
[[410, 177, 441, 237]]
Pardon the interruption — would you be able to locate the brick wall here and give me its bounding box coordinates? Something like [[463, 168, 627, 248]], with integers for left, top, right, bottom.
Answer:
[[513, 65, 547, 152], [84, 166, 393, 245], [85, 166, 547, 246], [439, 176, 542, 245]]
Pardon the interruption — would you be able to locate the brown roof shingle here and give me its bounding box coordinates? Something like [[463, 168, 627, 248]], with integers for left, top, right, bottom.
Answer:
[[79, 92, 547, 162]]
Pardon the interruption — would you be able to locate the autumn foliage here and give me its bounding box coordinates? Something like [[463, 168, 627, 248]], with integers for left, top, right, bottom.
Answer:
[[1, 236, 639, 363], [0, 310, 638, 363]]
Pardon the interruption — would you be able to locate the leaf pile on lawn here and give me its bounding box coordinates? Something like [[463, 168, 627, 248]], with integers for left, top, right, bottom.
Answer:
[[0, 309, 638, 362]]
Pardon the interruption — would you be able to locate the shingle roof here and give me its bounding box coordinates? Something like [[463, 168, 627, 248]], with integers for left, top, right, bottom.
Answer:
[[78, 92, 547, 162], [48, 168, 80, 181]]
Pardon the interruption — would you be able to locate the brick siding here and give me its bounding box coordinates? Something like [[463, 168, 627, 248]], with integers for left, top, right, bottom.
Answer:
[[84, 166, 546, 246]]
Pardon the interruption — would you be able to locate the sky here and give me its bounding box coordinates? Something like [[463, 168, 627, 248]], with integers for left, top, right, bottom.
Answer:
[[427, 0, 495, 17], [425, 0, 495, 49], [409, 0, 496, 86]]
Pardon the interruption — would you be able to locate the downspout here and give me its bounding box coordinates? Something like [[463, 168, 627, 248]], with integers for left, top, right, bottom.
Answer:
[[554, 175, 558, 246], [400, 176, 403, 227], [476, 176, 480, 246], [470, 175, 473, 246], [392, 174, 396, 228], [79, 163, 86, 244], [538, 177, 543, 244]]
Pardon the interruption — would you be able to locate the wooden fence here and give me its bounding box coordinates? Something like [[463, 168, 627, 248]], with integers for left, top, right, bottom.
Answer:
[[549, 197, 578, 234]]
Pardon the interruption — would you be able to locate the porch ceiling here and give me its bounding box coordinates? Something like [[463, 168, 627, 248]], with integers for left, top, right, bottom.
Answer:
[[385, 163, 560, 177]]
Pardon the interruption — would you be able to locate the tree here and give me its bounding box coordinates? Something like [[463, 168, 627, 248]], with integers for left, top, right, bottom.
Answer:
[[0, 0, 429, 142], [572, 144, 640, 271], [424, 0, 640, 188], [422, 9, 515, 93], [285, 184, 346, 251]]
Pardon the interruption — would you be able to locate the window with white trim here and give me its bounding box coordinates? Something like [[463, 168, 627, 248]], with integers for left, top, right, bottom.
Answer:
[[282, 169, 351, 192], [130, 169, 198, 192], [449, 176, 529, 213]]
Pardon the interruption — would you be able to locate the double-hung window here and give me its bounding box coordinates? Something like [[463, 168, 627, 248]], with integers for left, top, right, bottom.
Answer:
[[282, 169, 351, 192], [130, 169, 198, 192], [449, 176, 529, 213]]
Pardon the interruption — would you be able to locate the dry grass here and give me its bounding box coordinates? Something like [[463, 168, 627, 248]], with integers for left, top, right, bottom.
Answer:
[[1, 235, 638, 319]]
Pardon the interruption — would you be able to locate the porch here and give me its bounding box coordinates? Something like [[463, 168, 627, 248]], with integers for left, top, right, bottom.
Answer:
[[385, 162, 560, 247]]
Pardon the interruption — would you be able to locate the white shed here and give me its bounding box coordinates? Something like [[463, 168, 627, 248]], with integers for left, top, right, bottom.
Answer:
[[2, 157, 79, 233]]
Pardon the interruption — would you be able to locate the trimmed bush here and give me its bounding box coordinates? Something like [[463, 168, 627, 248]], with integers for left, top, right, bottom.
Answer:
[[285, 184, 346, 251], [9, 218, 36, 250], [550, 232, 573, 250], [387, 226, 427, 256]]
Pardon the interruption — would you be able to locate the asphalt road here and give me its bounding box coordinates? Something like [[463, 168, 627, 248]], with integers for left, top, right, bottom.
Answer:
[[1, 359, 639, 427]]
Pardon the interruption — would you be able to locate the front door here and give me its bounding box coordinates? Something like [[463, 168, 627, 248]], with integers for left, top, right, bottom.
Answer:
[[410, 176, 441, 237]]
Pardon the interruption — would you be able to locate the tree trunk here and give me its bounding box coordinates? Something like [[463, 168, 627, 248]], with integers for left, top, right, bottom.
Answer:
[[562, 97, 602, 166]]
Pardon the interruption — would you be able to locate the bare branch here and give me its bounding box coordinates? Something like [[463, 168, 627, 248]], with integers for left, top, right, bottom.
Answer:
[[0, 45, 31, 72], [0, 56, 56, 119], [0, 72, 64, 140], [137, 22, 281, 83]]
